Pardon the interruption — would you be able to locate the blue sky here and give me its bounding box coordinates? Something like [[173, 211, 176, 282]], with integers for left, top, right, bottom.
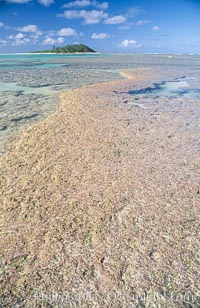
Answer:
[[0, 0, 200, 53]]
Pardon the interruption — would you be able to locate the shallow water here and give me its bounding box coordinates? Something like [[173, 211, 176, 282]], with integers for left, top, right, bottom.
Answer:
[[0, 53, 200, 153], [129, 78, 200, 98]]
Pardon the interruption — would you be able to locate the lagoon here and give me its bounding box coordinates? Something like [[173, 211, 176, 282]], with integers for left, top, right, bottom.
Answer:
[[0, 53, 200, 153]]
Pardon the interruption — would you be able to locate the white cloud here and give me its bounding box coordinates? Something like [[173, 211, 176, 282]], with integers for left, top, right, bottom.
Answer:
[[136, 19, 149, 26], [5, 0, 31, 3], [0, 22, 4, 27], [63, 0, 90, 7], [63, 0, 108, 9], [5, 0, 54, 4], [104, 15, 126, 24], [126, 7, 141, 18], [118, 22, 133, 30], [91, 32, 110, 39], [31, 33, 41, 39], [38, 0, 54, 6], [152, 26, 160, 31], [120, 39, 142, 48], [15, 32, 25, 39], [7, 31, 40, 46], [18, 24, 41, 33], [59, 9, 108, 24], [43, 37, 57, 45], [46, 30, 56, 37], [57, 27, 77, 36], [7, 32, 29, 45], [8, 33, 24, 39], [0, 39, 7, 46], [43, 36, 65, 45], [59, 10, 79, 18], [57, 37, 65, 44], [12, 37, 30, 46], [14, 38, 30, 45]]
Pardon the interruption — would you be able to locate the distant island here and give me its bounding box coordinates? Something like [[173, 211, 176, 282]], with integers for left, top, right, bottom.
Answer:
[[33, 44, 96, 54]]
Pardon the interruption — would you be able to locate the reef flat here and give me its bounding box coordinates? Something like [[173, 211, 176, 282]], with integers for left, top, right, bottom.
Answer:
[[0, 69, 200, 306]]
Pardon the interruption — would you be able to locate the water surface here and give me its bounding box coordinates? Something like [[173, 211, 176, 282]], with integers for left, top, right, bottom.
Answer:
[[0, 53, 200, 153]]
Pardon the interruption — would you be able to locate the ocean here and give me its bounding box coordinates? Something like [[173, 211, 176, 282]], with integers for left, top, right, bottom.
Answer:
[[0, 53, 200, 153]]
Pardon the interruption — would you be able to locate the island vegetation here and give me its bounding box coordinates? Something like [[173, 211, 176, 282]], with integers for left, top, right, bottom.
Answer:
[[33, 44, 96, 53]]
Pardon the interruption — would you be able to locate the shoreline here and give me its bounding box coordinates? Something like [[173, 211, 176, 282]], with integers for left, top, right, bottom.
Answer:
[[30, 52, 101, 55], [0, 70, 199, 306], [0, 52, 200, 56], [0, 52, 101, 55]]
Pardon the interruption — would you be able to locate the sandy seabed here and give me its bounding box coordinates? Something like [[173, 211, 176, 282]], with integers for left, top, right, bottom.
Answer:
[[0, 69, 200, 307]]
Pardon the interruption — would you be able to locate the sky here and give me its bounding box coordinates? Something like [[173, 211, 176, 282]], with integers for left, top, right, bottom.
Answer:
[[0, 0, 200, 53]]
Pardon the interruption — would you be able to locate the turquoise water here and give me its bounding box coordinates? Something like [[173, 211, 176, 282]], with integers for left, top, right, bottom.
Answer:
[[0, 53, 200, 153], [0, 53, 102, 69], [129, 78, 200, 98], [0, 53, 122, 152]]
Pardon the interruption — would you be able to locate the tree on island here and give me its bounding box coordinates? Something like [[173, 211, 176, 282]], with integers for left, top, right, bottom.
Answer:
[[34, 44, 96, 53]]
